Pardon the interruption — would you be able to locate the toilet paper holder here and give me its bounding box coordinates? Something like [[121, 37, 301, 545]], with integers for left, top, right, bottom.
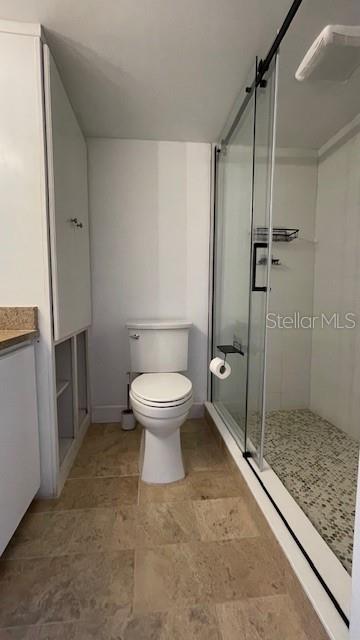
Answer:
[[216, 343, 245, 373]]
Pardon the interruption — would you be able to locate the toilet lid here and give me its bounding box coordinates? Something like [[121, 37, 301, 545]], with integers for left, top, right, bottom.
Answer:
[[131, 373, 192, 403]]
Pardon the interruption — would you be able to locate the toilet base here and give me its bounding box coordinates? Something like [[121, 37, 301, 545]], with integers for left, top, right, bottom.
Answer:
[[141, 427, 185, 484]]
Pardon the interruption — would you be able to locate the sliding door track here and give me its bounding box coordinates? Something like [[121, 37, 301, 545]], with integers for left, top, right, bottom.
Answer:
[[243, 453, 349, 628]]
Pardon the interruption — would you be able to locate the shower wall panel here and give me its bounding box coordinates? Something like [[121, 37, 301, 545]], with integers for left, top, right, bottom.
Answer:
[[266, 152, 317, 411], [311, 126, 360, 441]]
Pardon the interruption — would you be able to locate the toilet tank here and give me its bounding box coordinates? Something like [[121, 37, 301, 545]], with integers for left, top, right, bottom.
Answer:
[[126, 321, 192, 373]]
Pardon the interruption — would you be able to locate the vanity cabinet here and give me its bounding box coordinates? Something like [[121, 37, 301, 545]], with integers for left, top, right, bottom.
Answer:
[[0, 344, 40, 554], [0, 22, 91, 497]]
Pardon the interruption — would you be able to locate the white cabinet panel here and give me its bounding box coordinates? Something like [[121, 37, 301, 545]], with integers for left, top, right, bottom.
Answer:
[[44, 45, 91, 341], [0, 345, 40, 554]]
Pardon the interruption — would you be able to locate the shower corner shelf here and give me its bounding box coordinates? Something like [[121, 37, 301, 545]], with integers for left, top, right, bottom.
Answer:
[[255, 227, 299, 242]]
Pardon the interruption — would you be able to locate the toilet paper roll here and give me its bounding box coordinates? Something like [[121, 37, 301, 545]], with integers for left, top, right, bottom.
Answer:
[[209, 357, 231, 380]]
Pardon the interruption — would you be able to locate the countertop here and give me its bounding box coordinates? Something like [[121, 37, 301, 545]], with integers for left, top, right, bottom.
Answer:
[[0, 307, 39, 353], [0, 329, 39, 352]]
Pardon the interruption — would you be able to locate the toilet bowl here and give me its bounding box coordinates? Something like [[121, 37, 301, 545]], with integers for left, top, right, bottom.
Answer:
[[130, 372, 193, 484]]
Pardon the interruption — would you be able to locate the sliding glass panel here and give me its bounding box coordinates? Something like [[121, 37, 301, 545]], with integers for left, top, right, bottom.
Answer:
[[245, 56, 278, 467], [212, 67, 256, 448], [264, 0, 360, 586]]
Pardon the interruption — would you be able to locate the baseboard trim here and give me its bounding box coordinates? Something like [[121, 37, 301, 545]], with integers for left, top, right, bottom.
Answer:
[[92, 402, 205, 423]]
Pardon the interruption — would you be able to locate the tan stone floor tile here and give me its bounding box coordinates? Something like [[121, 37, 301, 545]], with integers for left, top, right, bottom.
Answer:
[[134, 543, 212, 613], [35, 613, 131, 639], [0, 620, 108, 639], [181, 427, 217, 449], [109, 506, 138, 550], [136, 502, 200, 547], [70, 437, 140, 479], [1, 605, 220, 640], [37, 621, 110, 639], [68, 457, 98, 479], [95, 449, 139, 477], [121, 605, 221, 639], [79, 432, 125, 455], [70, 426, 141, 470], [3, 507, 138, 559], [180, 419, 208, 434], [3, 419, 328, 639], [183, 444, 229, 472], [65, 509, 116, 554], [0, 607, 132, 639], [0, 627, 39, 639], [28, 499, 58, 515], [86, 422, 142, 443], [159, 606, 221, 640], [134, 536, 284, 614], [193, 497, 260, 542], [86, 423, 121, 437], [240, 489, 275, 540], [188, 470, 246, 500], [31, 477, 138, 512], [202, 539, 286, 602], [2, 512, 78, 560], [138, 477, 191, 505], [0, 551, 134, 628], [216, 594, 309, 640], [139, 470, 245, 505], [280, 558, 331, 640]]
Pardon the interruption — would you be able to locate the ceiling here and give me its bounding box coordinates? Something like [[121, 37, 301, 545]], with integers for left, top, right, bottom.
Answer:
[[277, 0, 360, 149], [0, 0, 359, 145], [0, 0, 292, 141]]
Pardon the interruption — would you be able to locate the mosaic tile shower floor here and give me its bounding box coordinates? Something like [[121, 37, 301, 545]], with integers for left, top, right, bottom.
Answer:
[[263, 409, 359, 574]]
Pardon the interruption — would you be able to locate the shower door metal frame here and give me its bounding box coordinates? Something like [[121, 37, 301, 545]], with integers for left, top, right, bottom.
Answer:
[[255, 53, 279, 469], [242, 53, 278, 470], [210, 65, 258, 450]]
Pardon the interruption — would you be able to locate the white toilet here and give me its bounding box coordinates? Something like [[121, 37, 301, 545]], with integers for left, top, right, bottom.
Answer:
[[127, 320, 193, 484]]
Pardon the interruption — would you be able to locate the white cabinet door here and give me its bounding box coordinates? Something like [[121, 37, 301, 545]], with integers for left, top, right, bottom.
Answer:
[[44, 45, 91, 341], [0, 345, 40, 554]]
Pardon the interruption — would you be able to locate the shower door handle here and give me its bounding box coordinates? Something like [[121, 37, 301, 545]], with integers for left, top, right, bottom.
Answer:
[[252, 242, 267, 292]]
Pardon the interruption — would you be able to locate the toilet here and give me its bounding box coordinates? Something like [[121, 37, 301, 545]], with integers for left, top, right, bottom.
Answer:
[[127, 320, 193, 484]]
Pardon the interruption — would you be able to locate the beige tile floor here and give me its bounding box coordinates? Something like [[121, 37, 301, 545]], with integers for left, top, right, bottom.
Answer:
[[0, 418, 329, 639]]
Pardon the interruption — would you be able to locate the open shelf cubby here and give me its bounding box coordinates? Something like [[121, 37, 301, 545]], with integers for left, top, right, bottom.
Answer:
[[76, 331, 89, 428], [55, 338, 74, 464]]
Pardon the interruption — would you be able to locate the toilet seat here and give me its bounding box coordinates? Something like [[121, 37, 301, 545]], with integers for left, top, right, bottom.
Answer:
[[131, 373, 192, 408]]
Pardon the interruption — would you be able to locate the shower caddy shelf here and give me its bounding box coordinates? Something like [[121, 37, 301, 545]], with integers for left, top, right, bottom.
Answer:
[[254, 227, 299, 242]]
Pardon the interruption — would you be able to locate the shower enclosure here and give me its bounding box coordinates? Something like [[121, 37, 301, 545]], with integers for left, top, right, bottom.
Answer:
[[210, 0, 360, 627], [212, 53, 278, 468]]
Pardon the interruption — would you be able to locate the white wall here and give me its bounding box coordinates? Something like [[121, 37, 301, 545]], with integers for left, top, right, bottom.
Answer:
[[87, 139, 211, 421], [266, 152, 318, 411], [310, 129, 360, 441]]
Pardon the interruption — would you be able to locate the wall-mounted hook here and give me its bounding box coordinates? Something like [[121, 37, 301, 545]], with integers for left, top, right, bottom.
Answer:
[[69, 218, 83, 229]]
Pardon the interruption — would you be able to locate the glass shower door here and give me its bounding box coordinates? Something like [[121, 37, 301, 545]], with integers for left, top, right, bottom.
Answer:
[[245, 55, 278, 467], [212, 56, 278, 461], [212, 70, 256, 447]]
